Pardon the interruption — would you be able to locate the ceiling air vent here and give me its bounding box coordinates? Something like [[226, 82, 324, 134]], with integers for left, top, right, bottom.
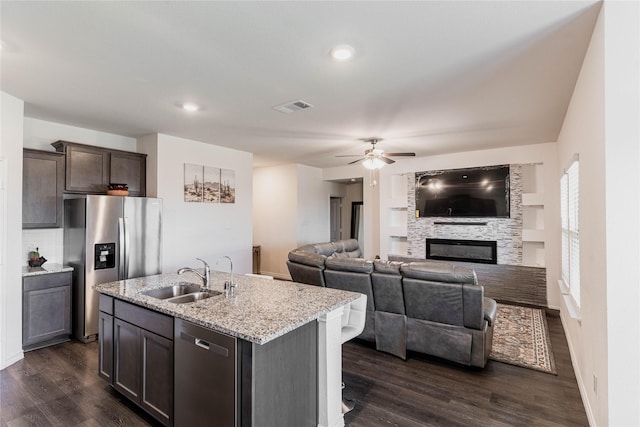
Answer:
[[273, 100, 314, 114]]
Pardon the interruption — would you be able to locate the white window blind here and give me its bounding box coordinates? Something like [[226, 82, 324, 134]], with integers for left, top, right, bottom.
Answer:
[[561, 159, 580, 307]]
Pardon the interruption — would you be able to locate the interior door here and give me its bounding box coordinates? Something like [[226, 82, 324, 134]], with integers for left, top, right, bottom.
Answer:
[[329, 197, 342, 242]]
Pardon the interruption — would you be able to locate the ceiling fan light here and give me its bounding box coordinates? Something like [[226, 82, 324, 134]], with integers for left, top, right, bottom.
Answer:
[[363, 157, 385, 170]]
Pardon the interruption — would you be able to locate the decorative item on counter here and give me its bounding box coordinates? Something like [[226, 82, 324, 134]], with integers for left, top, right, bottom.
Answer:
[[28, 247, 47, 267], [107, 183, 129, 196]]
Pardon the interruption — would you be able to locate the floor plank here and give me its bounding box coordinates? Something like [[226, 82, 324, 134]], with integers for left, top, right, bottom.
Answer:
[[1, 313, 586, 426], [343, 311, 588, 426]]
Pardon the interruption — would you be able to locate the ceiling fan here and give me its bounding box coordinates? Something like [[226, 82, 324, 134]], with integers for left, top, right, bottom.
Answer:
[[337, 138, 416, 169]]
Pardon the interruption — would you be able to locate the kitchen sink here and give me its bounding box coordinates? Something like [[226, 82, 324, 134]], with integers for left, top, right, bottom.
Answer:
[[167, 290, 221, 304], [140, 283, 222, 304], [140, 282, 203, 299]]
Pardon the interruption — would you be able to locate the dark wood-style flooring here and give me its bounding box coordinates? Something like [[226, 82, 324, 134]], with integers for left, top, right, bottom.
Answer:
[[1, 311, 587, 426]]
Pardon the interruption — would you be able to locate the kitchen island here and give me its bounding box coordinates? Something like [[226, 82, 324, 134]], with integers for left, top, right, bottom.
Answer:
[[94, 271, 363, 427]]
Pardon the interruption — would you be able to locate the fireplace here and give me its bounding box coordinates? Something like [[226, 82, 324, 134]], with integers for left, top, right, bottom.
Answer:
[[426, 238, 497, 264]]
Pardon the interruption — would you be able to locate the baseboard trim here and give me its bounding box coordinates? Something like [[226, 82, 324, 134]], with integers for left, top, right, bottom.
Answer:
[[0, 349, 24, 370], [560, 311, 596, 427]]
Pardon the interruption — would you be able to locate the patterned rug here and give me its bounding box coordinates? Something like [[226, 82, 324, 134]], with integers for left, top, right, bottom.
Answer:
[[489, 303, 557, 375]]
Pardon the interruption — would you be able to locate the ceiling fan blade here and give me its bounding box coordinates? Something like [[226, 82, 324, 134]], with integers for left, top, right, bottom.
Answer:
[[348, 158, 365, 165], [385, 152, 416, 157], [380, 157, 396, 164]]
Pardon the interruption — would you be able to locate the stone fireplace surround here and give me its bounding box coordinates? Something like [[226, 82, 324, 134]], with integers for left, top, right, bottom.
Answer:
[[406, 164, 524, 266]]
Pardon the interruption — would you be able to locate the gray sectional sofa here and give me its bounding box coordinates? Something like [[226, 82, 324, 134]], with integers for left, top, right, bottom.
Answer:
[[286, 239, 498, 368]]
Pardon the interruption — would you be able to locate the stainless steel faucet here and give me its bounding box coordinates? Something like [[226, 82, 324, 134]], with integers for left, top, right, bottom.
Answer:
[[218, 255, 235, 296], [177, 258, 211, 289]]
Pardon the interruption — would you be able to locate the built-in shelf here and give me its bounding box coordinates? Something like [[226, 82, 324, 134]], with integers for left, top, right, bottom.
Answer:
[[522, 192, 544, 206], [521, 164, 545, 267], [389, 236, 408, 256], [523, 242, 545, 267], [522, 228, 545, 242], [383, 173, 410, 258], [389, 198, 408, 209], [387, 226, 407, 237]]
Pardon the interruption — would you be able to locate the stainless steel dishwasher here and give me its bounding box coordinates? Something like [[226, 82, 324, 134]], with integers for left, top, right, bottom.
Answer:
[[174, 318, 237, 426]]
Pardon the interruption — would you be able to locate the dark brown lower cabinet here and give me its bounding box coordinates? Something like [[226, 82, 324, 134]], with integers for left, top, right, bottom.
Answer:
[[99, 296, 173, 426], [99, 296, 318, 427], [22, 271, 72, 351]]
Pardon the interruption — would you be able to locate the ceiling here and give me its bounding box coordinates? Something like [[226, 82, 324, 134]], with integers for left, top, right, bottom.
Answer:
[[1, 1, 600, 169]]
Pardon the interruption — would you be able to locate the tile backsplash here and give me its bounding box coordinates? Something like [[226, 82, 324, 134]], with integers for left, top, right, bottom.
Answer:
[[22, 228, 64, 266]]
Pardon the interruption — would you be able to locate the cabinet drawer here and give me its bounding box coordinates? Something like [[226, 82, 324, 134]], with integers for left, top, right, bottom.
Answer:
[[114, 300, 173, 340], [23, 271, 72, 292], [99, 294, 114, 315]]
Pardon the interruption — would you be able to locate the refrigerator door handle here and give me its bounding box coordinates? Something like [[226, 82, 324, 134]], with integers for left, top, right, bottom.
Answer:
[[118, 217, 127, 280]]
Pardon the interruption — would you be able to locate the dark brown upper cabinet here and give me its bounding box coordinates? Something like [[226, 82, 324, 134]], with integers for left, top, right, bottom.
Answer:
[[52, 141, 146, 196], [110, 150, 146, 197], [23, 149, 65, 229]]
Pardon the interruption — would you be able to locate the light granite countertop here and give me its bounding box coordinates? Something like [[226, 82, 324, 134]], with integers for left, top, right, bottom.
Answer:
[[22, 263, 74, 277], [94, 270, 360, 345]]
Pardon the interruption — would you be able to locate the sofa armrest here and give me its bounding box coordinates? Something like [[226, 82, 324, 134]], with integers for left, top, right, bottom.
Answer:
[[483, 298, 498, 327], [288, 251, 327, 268]]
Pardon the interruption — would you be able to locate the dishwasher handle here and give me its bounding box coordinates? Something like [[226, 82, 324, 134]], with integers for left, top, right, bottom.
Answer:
[[195, 338, 210, 350], [180, 331, 230, 357]]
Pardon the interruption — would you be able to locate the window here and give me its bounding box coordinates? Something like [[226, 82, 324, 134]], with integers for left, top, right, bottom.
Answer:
[[560, 158, 580, 308]]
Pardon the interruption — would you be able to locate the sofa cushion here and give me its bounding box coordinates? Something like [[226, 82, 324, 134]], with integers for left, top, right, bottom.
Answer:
[[372, 260, 405, 315], [403, 278, 464, 326], [401, 261, 477, 285], [325, 257, 373, 274], [373, 260, 403, 274]]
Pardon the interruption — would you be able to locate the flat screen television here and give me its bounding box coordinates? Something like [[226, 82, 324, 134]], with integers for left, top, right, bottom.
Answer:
[[415, 165, 510, 218]]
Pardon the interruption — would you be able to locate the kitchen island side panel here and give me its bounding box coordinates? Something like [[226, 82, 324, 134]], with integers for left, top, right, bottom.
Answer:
[[250, 320, 318, 427]]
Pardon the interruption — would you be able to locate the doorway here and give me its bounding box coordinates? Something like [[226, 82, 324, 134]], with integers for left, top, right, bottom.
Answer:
[[329, 197, 342, 241]]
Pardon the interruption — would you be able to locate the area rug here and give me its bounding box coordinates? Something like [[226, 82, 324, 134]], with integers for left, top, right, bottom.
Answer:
[[489, 303, 557, 375]]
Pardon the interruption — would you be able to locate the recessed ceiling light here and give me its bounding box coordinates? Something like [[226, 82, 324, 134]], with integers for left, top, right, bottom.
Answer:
[[181, 102, 200, 112], [330, 45, 355, 61]]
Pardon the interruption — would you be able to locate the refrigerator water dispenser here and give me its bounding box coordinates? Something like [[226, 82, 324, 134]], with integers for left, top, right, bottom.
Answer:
[[95, 243, 116, 270]]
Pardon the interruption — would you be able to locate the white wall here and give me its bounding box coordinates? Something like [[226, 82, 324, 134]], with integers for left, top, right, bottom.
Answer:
[[23, 117, 137, 152], [141, 134, 253, 276], [556, 2, 640, 425], [298, 165, 333, 244], [254, 164, 357, 279], [0, 91, 25, 369], [21, 118, 137, 266], [556, 8, 605, 425], [253, 164, 299, 279], [602, 1, 639, 425]]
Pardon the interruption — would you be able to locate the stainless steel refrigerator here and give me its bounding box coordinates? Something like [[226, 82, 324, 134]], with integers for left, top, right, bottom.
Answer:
[[64, 195, 162, 342]]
